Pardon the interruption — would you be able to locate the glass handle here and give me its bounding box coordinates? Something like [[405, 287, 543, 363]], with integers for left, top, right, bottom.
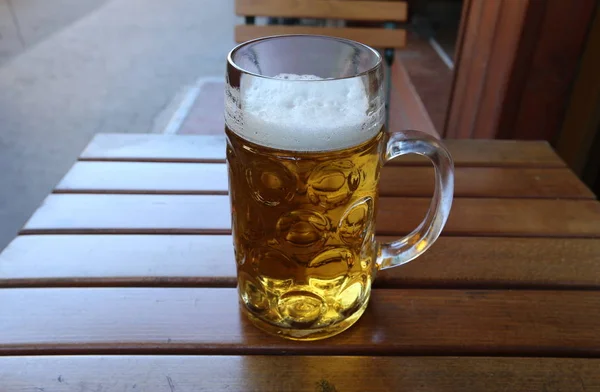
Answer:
[[376, 130, 454, 269]]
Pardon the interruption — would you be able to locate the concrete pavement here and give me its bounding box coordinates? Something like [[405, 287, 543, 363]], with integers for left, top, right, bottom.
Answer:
[[0, 0, 110, 64], [0, 0, 237, 250]]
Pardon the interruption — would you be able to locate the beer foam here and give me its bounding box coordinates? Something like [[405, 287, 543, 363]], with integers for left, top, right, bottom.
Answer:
[[226, 74, 383, 152]]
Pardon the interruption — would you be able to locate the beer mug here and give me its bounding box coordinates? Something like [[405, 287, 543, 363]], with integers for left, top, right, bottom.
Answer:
[[225, 35, 454, 340]]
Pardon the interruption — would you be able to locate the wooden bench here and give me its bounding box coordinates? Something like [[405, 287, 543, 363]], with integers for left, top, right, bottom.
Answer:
[[1, 134, 600, 390], [235, 0, 408, 52]]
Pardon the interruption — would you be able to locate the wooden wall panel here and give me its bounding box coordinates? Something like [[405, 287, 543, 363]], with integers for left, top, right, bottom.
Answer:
[[446, 0, 597, 142], [445, 0, 528, 138], [504, 0, 596, 141], [555, 6, 600, 175]]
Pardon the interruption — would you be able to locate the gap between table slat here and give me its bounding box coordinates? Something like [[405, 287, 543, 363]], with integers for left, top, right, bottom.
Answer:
[[19, 194, 600, 238], [79, 134, 566, 168]]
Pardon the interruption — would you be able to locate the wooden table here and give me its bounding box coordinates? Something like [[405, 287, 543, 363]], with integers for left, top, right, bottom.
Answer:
[[1, 134, 600, 391]]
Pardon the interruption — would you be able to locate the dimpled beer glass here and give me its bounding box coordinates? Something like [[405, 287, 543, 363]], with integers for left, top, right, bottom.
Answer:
[[225, 35, 454, 340]]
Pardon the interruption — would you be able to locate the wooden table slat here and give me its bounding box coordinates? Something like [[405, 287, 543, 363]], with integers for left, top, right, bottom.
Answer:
[[55, 161, 595, 199], [20, 194, 600, 237], [1, 288, 599, 357], [2, 134, 599, 386], [1, 235, 600, 289], [0, 355, 598, 392], [80, 134, 566, 168], [80, 134, 227, 162]]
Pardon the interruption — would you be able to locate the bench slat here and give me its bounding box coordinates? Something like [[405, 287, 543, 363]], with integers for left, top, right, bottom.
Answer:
[[389, 50, 439, 135], [1, 355, 598, 392], [0, 288, 599, 356], [235, 25, 407, 48], [55, 162, 594, 199], [79, 134, 565, 168], [235, 0, 408, 21], [21, 194, 600, 237], [1, 235, 600, 289]]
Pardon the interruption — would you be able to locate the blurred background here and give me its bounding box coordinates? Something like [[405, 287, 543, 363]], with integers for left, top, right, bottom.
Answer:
[[0, 0, 598, 251]]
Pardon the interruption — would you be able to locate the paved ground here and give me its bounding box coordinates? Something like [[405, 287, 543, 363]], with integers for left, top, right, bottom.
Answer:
[[0, 0, 109, 64], [0, 0, 237, 250]]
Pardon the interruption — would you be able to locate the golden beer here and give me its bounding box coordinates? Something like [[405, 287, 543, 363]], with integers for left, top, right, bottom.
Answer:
[[227, 126, 384, 340], [225, 35, 454, 341]]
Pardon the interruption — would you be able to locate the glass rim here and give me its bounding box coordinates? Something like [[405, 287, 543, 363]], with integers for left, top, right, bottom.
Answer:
[[227, 34, 383, 82]]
